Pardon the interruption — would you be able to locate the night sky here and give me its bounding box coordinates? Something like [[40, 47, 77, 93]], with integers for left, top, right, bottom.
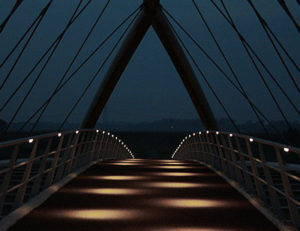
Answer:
[[0, 0, 299, 129]]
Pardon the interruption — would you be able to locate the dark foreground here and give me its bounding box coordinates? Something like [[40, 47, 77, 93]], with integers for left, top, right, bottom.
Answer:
[[8, 159, 278, 231]]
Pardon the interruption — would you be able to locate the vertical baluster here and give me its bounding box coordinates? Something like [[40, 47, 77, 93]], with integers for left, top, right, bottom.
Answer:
[[258, 143, 281, 215], [0, 144, 20, 214], [275, 147, 300, 228], [54, 134, 74, 182], [215, 133, 226, 172], [72, 132, 87, 169], [15, 139, 39, 207], [90, 131, 99, 161], [205, 132, 214, 166], [102, 134, 110, 159], [246, 139, 266, 200], [235, 136, 254, 192], [199, 133, 205, 162], [66, 132, 80, 174], [30, 137, 53, 196], [45, 135, 64, 186], [227, 135, 243, 183]]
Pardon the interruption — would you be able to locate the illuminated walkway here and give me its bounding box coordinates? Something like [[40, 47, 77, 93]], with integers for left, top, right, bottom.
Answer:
[[8, 159, 278, 231]]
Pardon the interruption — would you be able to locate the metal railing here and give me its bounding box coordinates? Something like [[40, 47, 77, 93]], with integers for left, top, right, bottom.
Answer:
[[0, 129, 134, 218], [172, 131, 300, 229]]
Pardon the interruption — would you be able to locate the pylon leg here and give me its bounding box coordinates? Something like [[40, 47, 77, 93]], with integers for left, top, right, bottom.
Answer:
[[81, 9, 151, 129], [151, 7, 218, 130]]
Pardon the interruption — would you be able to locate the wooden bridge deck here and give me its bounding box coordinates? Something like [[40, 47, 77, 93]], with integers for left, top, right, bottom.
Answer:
[[7, 159, 278, 231]]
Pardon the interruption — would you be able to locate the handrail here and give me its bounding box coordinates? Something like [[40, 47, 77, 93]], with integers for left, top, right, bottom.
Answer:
[[172, 130, 300, 229], [0, 129, 134, 218]]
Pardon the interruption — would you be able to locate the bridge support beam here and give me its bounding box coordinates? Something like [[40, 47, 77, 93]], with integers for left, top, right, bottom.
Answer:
[[150, 6, 218, 130], [82, 0, 218, 130], [81, 9, 152, 129]]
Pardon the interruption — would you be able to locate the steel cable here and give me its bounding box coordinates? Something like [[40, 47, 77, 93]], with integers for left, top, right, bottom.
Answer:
[[58, 8, 142, 130], [218, 0, 293, 131], [191, 0, 269, 135], [163, 7, 286, 141], [164, 10, 241, 133], [17, 7, 141, 131], [30, 0, 111, 132], [0, 1, 52, 89]]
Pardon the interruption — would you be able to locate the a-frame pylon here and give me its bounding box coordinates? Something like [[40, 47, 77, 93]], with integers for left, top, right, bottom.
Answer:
[[81, 0, 218, 130]]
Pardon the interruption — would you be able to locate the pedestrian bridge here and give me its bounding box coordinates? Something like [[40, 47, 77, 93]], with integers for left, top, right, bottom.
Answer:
[[0, 129, 299, 230]]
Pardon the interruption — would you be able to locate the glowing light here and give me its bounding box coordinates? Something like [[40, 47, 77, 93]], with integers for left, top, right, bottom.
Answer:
[[189, 135, 191, 138], [206, 131, 209, 134], [75, 130, 79, 134], [88, 175, 147, 180], [151, 165, 196, 169], [199, 132, 201, 135], [154, 199, 225, 208], [28, 138, 34, 143], [108, 162, 140, 166], [108, 132, 110, 135], [216, 131, 219, 135], [144, 182, 204, 188], [229, 133, 233, 137], [96, 129, 99, 133], [63, 188, 144, 195], [62, 209, 140, 220], [151, 172, 207, 177], [102, 131, 105, 134], [249, 138, 254, 142], [284, 147, 289, 152], [111, 134, 114, 137], [193, 133, 196, 136]]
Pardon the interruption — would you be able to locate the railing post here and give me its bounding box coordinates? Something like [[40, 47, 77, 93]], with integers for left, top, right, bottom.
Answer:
[[65, 132, 80, 174], [102, 134, 110, 159], [14, 139, 39, 207], [246, 139, 266, 201], [235, 136, 254, 193], [205, 132, 214, 166], [45, 135, 64, 186], [97, 132, 105, 160], [54, 134, 74, 182], [257, 143, 281, 215], [220, 134, 235, 177], [90, 131, 99, 161], [30, 137, 53, 196], [275, 147, 300, 228], [72, 132, 87, 169], [215, 133, 227, 173], [0, 144, 20, 214], [198, 133, 205, 162], [227, 135, 243, 183]]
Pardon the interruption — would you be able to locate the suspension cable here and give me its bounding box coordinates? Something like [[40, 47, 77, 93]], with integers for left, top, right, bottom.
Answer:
[[2, 0, 88, 133], [0, 1, 52, 90], [247, 0, 300, 96], [218, 0, 293, 131], [0, 0, 91, 113], [30, 0, 111, 132], [163, 7, 286, 140], [58, 8, 142, 130], [190, 0, 269, 135], [0, 0, 23, 33], [17, 6, 141, 131], [277, 0, 300, 33], [0, 1, 51, 68], [164, 11, 240, 133]]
